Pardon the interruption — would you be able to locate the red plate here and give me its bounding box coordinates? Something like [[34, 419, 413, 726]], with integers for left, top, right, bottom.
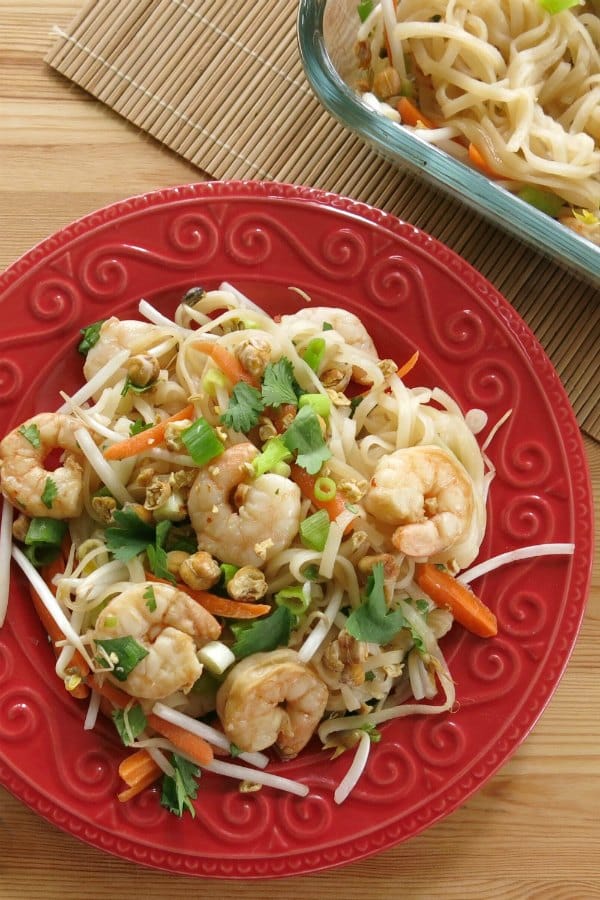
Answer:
[[0, 182, 593, 878]]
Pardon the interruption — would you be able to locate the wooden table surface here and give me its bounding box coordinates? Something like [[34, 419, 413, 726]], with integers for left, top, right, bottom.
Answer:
[[0, 3, 598, 898]]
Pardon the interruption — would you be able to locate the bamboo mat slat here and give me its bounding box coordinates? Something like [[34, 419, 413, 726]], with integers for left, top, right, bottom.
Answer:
[[45, 0, 599, 439]]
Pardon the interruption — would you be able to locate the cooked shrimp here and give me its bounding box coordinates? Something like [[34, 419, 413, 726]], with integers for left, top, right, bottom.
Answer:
[[281, 306, 378, 383], [0, 413, 84, 518], [83, 317, 175, 385], [216, 649, 328, 758], [94, 582, 221, 700], [364, 445, 476, 562], [188, 442, 302, 568]]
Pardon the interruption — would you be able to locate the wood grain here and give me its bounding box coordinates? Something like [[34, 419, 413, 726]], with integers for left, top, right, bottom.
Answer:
[[0, 3, 599, 897]]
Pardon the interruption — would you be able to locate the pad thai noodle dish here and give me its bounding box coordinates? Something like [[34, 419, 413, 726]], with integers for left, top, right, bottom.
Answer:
[[0, 284, 573, 814], [353, 0, 600, 245]]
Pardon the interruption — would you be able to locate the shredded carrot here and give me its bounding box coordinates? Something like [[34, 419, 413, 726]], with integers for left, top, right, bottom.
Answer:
[[117, 747, 163, 801], [290, 464, 356, 532], [146, 712, 214, 766], [118, 769, 163, 803], [397, 97, 434, 129], [468, 143, 499, 179], [415, 563, 498, 638], [90, 675, 214, 764], [103, 404, 195, 460], [397, 350, 419, 380], [194, 341, 259, 387], [119, 747, 160, 786], [145, 573, 271, 619]]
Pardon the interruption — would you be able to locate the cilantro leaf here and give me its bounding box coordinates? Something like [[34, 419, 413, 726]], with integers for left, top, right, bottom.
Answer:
[[231, 605, 294, 659], [41, 477, 58, 509], [112, 704, 147, 746], [106, 507, 156, 561], [146, 520, 176, 584], [121, 376, 153, 398], [161, 753, 200, 818], [229, 742, 242, 758], [261, 358, 301, 408], [129, 417, 153, 436], [78, 319, 106, 355], [220, 382, 264, 433], [345, 563, 405, 644], [96, 636, 149, 681], [282, 405, 331, 474], [19, 423, 41, 449], [144, 585, 157, 612]]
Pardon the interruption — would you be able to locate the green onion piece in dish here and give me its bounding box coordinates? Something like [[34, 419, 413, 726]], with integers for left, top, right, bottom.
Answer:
[[299, 509, 330, 552], [181, 417, 224, 466], [301, 338, 326, 373], [298, 393, 331, 418], [313, 476, 337, 503], [357, 0, 374, 22], [96, 636, 149, 681], [275, 585, 311, 616], [538, 0, 580, 13], [24, 517, 68, 567], [517, 186, 564, 217], [252, 437, 292, 476]]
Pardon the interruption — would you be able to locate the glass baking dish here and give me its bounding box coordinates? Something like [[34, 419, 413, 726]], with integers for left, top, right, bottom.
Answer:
[[297, 0, 600, 285]]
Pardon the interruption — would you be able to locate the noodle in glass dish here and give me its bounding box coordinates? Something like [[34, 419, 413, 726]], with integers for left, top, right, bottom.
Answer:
[[352, 0, 600, 243], [0, 283, 574, 815]]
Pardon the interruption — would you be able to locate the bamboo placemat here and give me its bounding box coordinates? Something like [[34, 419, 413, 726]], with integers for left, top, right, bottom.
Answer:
[[45, 0, 599, 439]]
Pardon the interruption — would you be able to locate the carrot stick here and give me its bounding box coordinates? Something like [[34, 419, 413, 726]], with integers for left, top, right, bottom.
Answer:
[[145, 573, 271, 619], [397, 350, 419, 380], [194, 341, 259, 387], [397, 97, 434, 129], [415, 563, 498, 638], [91, 675, 214, 765], [103, 404, 195, 460], [146, 712, 214, 766], [118, 769, 162, 803], [290, 464, 356, 532], [468, 143, 499, 179], [117, 748, 163, 801], [119, 747, 161, 786]]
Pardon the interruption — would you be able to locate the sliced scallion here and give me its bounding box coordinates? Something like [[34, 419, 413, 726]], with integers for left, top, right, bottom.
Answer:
[[298, 393, 331, 418], [181, 417, 224, 466], [301, 338, 326, 373], [275, 584, 311, 616], [314, 476, 337, 502], [252, 436, 292, 476], [299, 509, 330, 552], [24, 517, 68, 567]]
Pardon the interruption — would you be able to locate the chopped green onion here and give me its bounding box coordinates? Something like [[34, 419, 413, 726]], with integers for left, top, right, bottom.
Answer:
[[23, 517, 68, 567], [299, 509, 330, 552], [78, 319, 106, 355], [357, 0, 374, 22], [103, 614, 118, 629], [298, 393, 331, 418], [538, 0, 580, 12], [517, 186, 564, 217], [181, 417, 224, 466], [275, 584, 311, 616], [302, 564, 320, 581], [96, 636, 149, 681], [201, 367, 229, 397], [252, 436, 292, 476], [313, 476, 337, 503], [301, 338, 326, 373], [322, 322, 333, 331]]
